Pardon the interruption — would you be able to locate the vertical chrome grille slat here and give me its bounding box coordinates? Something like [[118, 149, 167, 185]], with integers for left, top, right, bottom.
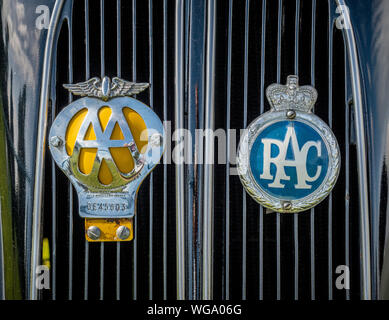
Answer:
[[162, 0, 168, 301], [100, 244, 104, 300], [148, 0, 154, 300], [185, 0, 193, 299], [67, 15, 74, 301], [293, 0, 300, 301], [99, 0, 105, 301], [259, 0, 266, 301], [84, 241, 89, 300], [327, 1, 333, 299], [225, 0, 233, 301], [186, 0, 207, 300], [276, 0, 283, 301], [116, 0, 121, 301], [132, 0, 138, 300], [175, 0, 186, 300], [310, 0, 316, 301], [241, 0, 249, 301], [83, 0, 90, 301], [202, 0, 216, 300]]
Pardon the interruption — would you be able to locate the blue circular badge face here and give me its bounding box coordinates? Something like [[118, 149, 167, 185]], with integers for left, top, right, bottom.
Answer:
[[249, 120, 329, 200]]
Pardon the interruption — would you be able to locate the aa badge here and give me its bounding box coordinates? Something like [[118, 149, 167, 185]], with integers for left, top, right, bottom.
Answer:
[[49, 77, 165, 240], [237, 75, 340, 213]]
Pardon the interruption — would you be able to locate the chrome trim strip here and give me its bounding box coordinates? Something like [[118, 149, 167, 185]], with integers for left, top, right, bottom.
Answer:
[[202, 0, 216, 300], [335, 0, 372, 300], [50, 30, 58, 302], [30, 0, 66, 300], [344, 49, 351, 301], [175, 0, 186, 300]]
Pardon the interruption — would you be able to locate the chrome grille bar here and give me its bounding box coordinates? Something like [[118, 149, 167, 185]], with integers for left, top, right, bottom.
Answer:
[[116, 0, 122, 301], [99, 0, 105, 301], [241, 0, 249, 301], [68, 13, 74, 301], [175, 0, 186, 300], [202, 0, 216, 300], [225, 0, 233, 301], [186, 0, 207, 300], [327, 0, 334, 299], [132, 0, 138, 300], [293, 0, 300, 301], [276, 0, 283, 301], [148, 0, 154, 300], [163, 0, 168, 301], [310, 0, 316, 301], [259, 0, 266, 301], [83, 0, 90, 301]]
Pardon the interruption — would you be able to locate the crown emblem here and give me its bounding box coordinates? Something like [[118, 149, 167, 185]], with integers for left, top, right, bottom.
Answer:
[[266, 75, 318, 112]]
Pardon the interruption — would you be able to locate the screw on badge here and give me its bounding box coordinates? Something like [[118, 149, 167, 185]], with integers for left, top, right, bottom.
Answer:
[[87, 226, 101, 240], [116, 225, 131, 240], [282, 202, 292, 211], [286, 110, 296, 119], [50, 136, 63, 147], [236, 75, 340, 213]]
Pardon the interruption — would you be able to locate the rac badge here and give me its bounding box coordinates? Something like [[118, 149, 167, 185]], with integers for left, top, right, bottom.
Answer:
[[237, 75, 340, 213], [48, 77, 165, 241]]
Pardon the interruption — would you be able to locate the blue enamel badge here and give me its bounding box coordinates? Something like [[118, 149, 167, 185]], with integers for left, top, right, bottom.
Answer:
[[237, 75, 340, 213]]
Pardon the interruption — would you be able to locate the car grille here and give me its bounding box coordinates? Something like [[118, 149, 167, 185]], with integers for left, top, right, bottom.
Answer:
[[40, 0, 369, 300]]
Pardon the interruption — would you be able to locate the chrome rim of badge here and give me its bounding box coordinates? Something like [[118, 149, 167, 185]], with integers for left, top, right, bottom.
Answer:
[[237, 75, 341, 213]]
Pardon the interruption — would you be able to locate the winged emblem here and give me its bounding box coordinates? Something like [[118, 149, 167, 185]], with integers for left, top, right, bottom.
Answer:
[[63, 76, 149, 101]]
